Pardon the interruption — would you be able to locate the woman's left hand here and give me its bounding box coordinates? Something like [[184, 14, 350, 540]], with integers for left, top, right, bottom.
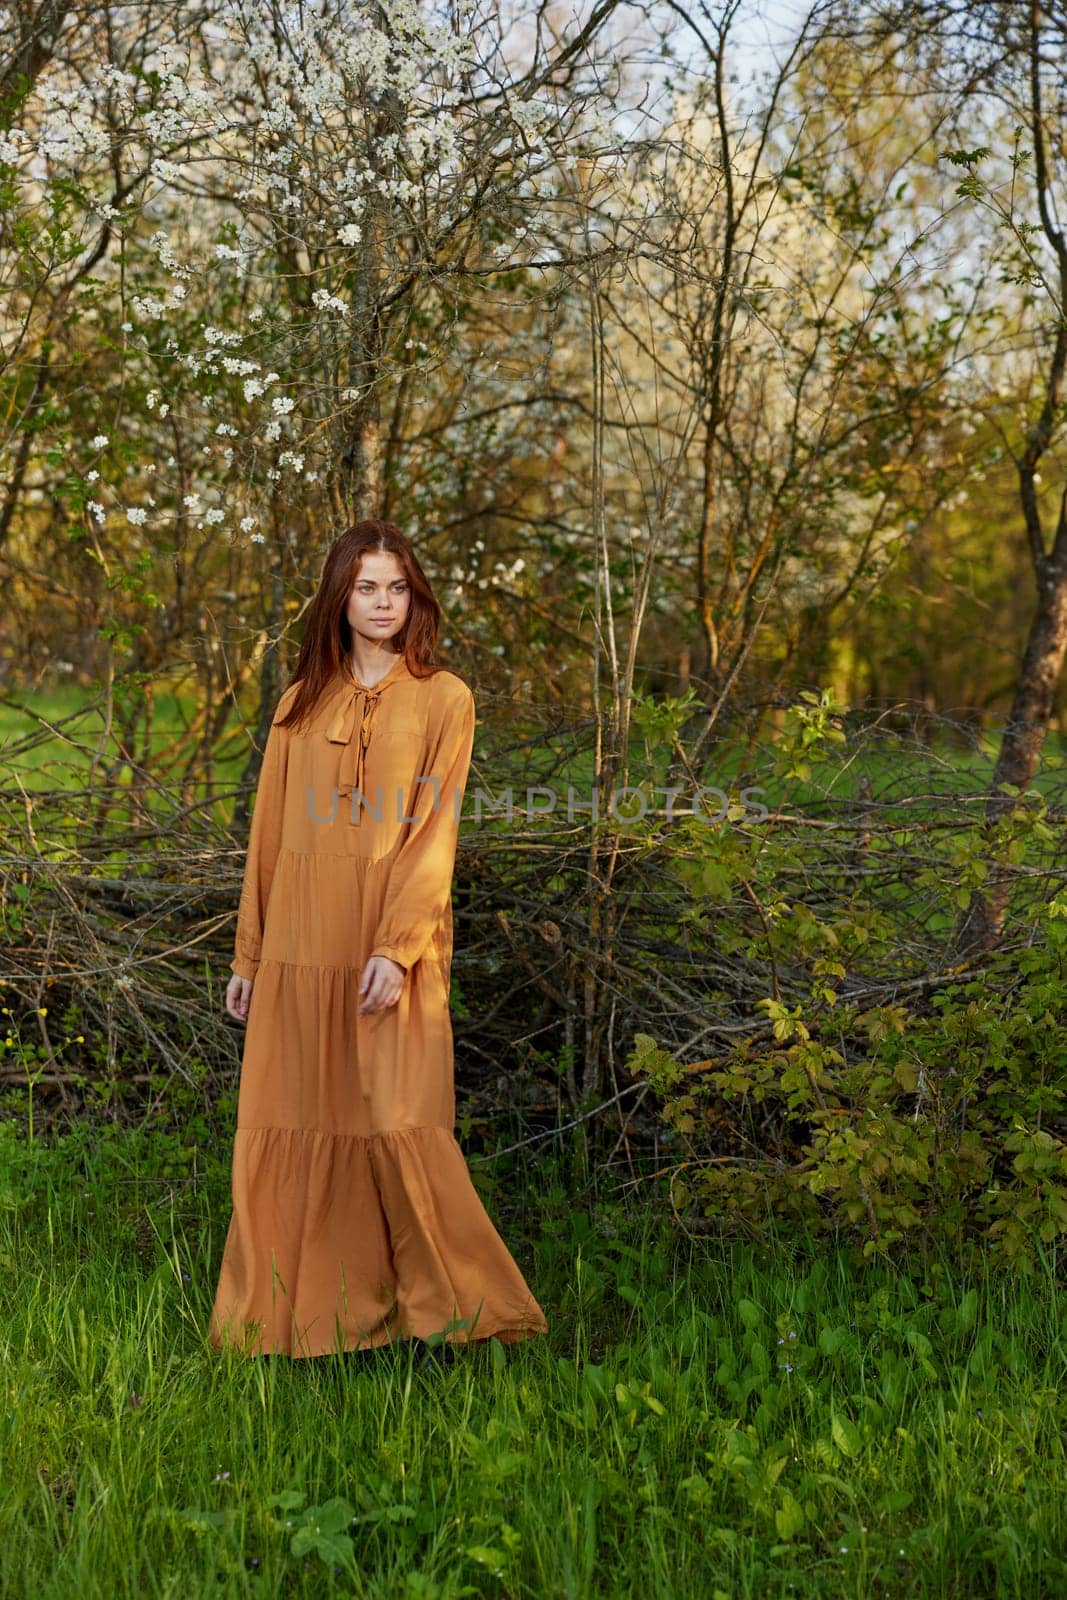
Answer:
[[358, 955, 407, 1015]]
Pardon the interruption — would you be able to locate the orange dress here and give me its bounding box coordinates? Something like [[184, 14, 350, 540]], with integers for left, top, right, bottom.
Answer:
[[208, 652, 548, 1358]]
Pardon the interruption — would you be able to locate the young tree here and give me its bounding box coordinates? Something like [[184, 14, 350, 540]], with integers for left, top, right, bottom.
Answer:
[[867, 0, 1067, 952]]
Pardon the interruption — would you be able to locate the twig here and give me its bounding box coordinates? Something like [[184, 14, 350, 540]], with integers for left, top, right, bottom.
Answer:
[[468, 1081, 645, 1162]]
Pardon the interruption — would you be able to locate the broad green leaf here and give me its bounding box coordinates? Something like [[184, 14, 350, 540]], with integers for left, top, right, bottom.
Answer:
[[736, 1298, 762, 1330], [831, 1412, 861, 1456], [775, 1492, 806, 1539]]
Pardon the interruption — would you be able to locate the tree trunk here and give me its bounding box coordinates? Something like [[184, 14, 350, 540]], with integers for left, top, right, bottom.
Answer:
[[952, 2, 1067, 958], [954, 562, 1067, 956]]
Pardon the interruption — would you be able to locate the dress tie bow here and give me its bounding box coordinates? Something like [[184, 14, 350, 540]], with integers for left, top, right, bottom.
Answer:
[[325, 681, 383, 825]]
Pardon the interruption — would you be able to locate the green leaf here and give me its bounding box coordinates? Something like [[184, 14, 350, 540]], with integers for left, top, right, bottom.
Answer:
[[292, 1528, 354, 1566], [876, 1488, 914, 1514], [175, 1507, 231, 1530], [831, 1412, 861, 1457], [943, 145, 991, 167], [775, 1492, 806, 1539], [309, 1498, 355, 1535], [466, 1546, 508, 1574], [268, 1490, 305, 1511], [736, 1298, 762, 1330], [956, 1289, 979, 1333]]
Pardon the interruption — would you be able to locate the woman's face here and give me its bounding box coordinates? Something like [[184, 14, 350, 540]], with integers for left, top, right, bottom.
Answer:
[[345, 550, 411, 648]]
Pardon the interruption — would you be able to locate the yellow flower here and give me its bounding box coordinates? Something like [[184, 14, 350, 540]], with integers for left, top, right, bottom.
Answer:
[[75, 1035, 84, 1044], [38, 1007, 47, 1016]]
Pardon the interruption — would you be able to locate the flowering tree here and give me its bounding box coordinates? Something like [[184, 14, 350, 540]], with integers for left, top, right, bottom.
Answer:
[[0, 0, 631, 721]]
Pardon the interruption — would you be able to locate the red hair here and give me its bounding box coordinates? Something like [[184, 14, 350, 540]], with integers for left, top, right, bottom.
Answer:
[[274, 521, 447, 733]]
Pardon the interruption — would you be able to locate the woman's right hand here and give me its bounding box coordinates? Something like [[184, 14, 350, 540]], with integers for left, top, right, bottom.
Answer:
[[226, 973, 253, 1024]]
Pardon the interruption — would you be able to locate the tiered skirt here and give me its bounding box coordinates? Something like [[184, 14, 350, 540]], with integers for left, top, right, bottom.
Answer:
[[208, 851, 547, 1358]]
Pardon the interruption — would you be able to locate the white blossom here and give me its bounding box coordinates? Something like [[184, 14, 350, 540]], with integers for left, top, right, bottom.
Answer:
[[310, 288, 349, 316], [126, 507, 148, 526]]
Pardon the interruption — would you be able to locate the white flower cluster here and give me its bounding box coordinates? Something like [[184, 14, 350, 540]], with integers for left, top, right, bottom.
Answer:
[[204, 327, 243, 348], [260, 103, 297, 135], [310, 289, 349, 316], [510, 96, 556, 137], [34, 99, 111, 166], [143, 104, 198, 145], [150, 158, 184, 184], [131, 295, 168, 322], [150, 229, 194, 282]]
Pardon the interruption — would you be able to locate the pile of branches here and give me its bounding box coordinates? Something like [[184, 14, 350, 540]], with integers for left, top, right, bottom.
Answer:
[[2, 690, 1065, 1178]]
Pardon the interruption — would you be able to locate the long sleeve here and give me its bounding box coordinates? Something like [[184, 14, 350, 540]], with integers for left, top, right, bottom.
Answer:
[[370, 682, 476, 973], [231, 710, 290, 982]]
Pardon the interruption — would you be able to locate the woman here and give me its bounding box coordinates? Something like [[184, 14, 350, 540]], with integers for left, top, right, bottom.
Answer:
[[209, 520, 548, 1363]]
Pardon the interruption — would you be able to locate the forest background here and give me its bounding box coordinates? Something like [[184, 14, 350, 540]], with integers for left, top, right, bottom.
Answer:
[[3, 3, 1067, 1595]]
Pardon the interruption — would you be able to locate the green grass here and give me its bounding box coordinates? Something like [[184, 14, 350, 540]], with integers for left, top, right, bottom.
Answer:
[[0, 683, 259, 835], [0, 1119, 1064, 1598]]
